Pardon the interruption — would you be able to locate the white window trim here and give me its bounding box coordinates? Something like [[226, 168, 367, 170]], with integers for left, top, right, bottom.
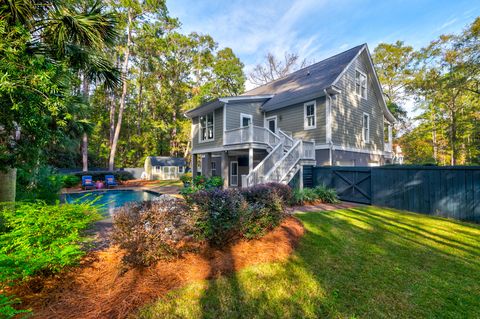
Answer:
[[362, 112, 370, 143], [355, 69, 368, 100], [198, 111, 215, 143], [303, 100, 317, 130], [240, 113, 253, 127], [230, 161, 238, 186], [264, 115, 278, 132]]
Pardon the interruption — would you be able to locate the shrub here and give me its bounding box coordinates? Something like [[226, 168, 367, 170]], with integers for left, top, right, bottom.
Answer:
[[112, 196, 197, 266], [313, 185, 339, 203], [179, 172, 192, 185], [60, 174, 81, 188], [0, 294, 30, 319], [241, 192, 285, 239], [72, 170, 134, 182], [205, 176, 223, 189], [264, 183, 293, 204], [188, 188, 249, 246], [291, 186, 339, 205], [0, 201, 101, 286], [180, 175, 224, 196], [187, 185, 288, 245], [16, 166, 63, 203]]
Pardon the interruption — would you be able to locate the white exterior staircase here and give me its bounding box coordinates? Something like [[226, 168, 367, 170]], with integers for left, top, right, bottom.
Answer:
[[243, 128, 315, 187]]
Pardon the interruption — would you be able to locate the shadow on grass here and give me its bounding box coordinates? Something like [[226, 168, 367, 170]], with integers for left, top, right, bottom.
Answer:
[[144, 208, 480, 318]]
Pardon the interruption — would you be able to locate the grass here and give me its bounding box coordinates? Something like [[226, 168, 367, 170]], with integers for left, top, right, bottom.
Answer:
[[150, 180, 183, 187], [136, 206, 480, 319]]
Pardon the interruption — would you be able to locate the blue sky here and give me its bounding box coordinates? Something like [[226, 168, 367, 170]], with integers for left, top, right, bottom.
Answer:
[[167, 0, 479, 91]]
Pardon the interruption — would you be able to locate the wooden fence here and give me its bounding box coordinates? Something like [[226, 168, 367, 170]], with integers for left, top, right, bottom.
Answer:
[[311, 166, 480, 222]]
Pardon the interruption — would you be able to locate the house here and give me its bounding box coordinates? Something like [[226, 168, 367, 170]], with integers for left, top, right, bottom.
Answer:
[[185, 44, 395, 188], [144, 156, 187, 180]]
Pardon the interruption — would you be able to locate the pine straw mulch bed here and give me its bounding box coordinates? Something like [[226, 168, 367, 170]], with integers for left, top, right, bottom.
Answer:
[[14, 217, 304, 319]]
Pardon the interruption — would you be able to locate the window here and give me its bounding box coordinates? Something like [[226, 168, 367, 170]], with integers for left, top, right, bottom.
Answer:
[[240, 113, 252, 127], [230, 161, 238, 186], [178, 166, 185, 174], [362, 113, 370, 143], [355, 70, 367, 99], [211, 162, 216, 176], [199, 112, 214, 142], [304, 101, 316, 129]]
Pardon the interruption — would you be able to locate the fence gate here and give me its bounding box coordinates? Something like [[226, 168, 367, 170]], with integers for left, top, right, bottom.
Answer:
[[316, 167, 372, 204]]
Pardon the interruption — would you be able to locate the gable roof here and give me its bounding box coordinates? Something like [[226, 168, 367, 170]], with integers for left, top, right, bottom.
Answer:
[[148, 156, 186, 167], [244, 44, 366, 112]]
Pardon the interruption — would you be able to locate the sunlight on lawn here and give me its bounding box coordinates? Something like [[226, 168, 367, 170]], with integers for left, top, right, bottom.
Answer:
[[137, 206, 480, 319]]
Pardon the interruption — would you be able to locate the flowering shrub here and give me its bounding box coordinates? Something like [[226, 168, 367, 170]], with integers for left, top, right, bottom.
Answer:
[[112, 196, 198, 266]]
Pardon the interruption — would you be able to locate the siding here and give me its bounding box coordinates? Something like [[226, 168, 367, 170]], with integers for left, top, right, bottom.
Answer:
[[191, 107, 224, 151], [225, 101, 264, 130], [265, 96, 326, 143], [332, 50, 384, 152]]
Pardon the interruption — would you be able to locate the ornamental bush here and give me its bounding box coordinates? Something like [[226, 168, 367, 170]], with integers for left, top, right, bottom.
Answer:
[[313, 185, 339, 203], [186, 184, 290, 245], [291, 185, 339, 205], [60, 174, 81, 188], [188, 188, 249, 246], [0, 201, 101, 286], [112, 196, 198, 266]]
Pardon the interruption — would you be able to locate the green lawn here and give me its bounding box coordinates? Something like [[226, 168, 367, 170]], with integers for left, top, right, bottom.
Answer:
[[137, 206, 480, 319], [150, 180, 183, 187]]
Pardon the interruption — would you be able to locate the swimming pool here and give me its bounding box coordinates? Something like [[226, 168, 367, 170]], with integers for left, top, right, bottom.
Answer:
[[64, 190, 159, 216]]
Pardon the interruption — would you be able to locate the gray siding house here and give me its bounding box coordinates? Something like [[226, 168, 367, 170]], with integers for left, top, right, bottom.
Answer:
[[185, 44, 395, 188]]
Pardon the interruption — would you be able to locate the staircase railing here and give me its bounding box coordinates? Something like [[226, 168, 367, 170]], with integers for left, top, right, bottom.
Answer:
[[278, 129, 294, 149], [245, 141, 284, 186], [265, 140, 302, 183]]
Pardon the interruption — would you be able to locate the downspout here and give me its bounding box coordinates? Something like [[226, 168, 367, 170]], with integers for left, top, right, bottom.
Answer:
[[324, 89, 333, 166]]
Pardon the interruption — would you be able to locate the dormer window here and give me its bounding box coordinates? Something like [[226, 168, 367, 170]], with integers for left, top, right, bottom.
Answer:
[[199, 112, 214, 142], [355, 70, 367, 99], [304, 101, 316, 129]]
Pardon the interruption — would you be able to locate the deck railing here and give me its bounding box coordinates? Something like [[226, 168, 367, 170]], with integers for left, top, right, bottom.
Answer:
[[224, 125, 281, 147], [384, 142, 392, 153]]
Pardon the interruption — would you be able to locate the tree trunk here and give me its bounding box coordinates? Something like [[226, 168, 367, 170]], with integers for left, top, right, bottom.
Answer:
[[109, 9, 132, 171], [82, 75, 89, 171], [109, 92, 116, 149], [82, 133, 88, 171], [0, 168, 16, 203]]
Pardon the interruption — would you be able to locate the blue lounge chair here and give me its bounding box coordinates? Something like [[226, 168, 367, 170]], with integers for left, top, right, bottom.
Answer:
[[105, 175, 118, 188], [82, 176, 95, 190]]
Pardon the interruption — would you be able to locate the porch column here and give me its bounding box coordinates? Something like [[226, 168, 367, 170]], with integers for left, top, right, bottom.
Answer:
[[221, 151, 228, 188], [248, 147, 254, 173], [205, 153, 212, 177], [299, 165, 304, 190], [192, 154, 198, 177]]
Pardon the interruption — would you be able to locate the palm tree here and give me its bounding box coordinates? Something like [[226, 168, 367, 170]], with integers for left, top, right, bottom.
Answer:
[[0, 0, 120, 201]]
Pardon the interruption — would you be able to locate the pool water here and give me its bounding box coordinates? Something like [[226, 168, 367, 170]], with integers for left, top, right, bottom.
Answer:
[[65, 190, 159, 216]]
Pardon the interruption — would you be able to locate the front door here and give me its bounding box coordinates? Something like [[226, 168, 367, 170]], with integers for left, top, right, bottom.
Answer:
[[265, 116, 277, 133], [230, 161, 238, 186]]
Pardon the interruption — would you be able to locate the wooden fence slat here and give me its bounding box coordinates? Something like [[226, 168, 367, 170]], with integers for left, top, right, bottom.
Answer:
[[312, 166, 480, 222]]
